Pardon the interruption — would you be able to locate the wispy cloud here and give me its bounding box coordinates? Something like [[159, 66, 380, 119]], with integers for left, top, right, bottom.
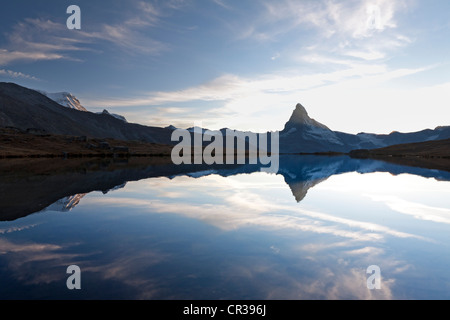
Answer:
[[370, 195, 450, 225], [84, 62, 428, 131], [0, 1, 177, 66], [0, 18, 90, 66], [236, 0, 412, 62], [86, 174, 422, 242], [88, 63, 425, 106], [0, 68, 40, 81], [263, 0, 407, 37], [87, 24, 168, 55], [212, 0, 232, 10], [0, 49, 66, 66]]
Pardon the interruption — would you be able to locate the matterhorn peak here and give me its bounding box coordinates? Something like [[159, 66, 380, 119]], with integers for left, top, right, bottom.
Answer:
[[291, 103, 310, 123], [282, 103, 330, 132], [285, 103, 313, 127]]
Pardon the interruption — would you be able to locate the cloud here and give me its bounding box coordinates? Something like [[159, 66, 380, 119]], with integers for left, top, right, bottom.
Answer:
[[81, 249, 170, 299], [87, 24, 168, 55], [85, 174, 422, 242], [76, 0, 430, 134], [84, 61, 428, 131], [0, 237, 84, 286], [87, 63, 421, 107], [0, 68, 40, 81], [0, 18, 90, 66], [97, 197, 385, 240], [235, 0, 412, 63], [76, 173, 423, 299], [0, 49, 66, 66], [260, 0, 406, 38], [370, 195, 450, 225], [0, 2, 175, 66], [212, 0, 232, 10], [0, 224, 39, 235]]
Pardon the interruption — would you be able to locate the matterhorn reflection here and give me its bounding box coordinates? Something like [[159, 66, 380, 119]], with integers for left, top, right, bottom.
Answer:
[[1, 155, 449, 221]]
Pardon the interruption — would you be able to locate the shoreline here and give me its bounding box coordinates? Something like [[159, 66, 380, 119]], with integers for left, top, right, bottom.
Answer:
[[1, 128, 449, 172]]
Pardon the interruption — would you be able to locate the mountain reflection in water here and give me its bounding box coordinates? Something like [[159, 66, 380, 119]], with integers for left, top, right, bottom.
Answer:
[[1, 155, 450, 300], [0, 155, 449, 221]]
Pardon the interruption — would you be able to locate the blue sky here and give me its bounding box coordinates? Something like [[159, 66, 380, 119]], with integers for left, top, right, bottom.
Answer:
[[0, 0, 449, 133]]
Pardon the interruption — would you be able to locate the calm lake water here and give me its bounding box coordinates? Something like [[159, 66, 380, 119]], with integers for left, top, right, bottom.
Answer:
[[0, 155, 450, 299]]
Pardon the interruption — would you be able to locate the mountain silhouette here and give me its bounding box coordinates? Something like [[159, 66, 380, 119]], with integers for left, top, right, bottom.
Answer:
[[1, 82, 449, 154], [0, 82, 173, 145]]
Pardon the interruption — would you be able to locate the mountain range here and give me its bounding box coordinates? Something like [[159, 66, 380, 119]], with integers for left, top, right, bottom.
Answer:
[[279, 103, 450, 153], [38, 90, 128, 122], [0, 82, 449, 154]]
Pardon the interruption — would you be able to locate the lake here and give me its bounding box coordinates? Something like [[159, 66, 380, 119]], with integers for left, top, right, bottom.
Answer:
[[0, 155, 449, 300]]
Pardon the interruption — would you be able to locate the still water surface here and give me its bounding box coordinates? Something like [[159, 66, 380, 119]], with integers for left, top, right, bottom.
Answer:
[[0, 156, 449, 299]]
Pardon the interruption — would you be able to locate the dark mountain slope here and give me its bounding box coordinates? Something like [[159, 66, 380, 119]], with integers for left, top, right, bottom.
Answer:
[[0, 82, 174, 145]]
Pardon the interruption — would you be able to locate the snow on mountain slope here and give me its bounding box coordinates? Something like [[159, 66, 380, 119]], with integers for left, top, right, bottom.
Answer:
[[39, 90, 128, 122], [356, 133, 386, 148], [38, 91, 88, 112], [43, 194, 87, 212], [304, 125, 344, 146], [279, 103, 450, 153]]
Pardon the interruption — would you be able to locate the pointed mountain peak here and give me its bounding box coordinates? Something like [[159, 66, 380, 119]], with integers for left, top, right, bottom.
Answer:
[[295, 103, 307, 111], [292, 103, 310, 121], [285, 103, 313, 127], [283, 103, 330, 132]]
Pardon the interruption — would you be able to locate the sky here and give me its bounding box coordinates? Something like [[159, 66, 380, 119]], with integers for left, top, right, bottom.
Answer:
[[0, 0, 449, 134]]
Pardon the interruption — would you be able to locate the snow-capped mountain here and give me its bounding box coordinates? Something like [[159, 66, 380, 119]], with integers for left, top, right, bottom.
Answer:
[[38, 91, 88, 112], [281, 103, 344, 146], [0, 83, 173, 145], [279, 103, 450, 153], [39, 90, 127, 122], [279, 103, 352, 153]]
